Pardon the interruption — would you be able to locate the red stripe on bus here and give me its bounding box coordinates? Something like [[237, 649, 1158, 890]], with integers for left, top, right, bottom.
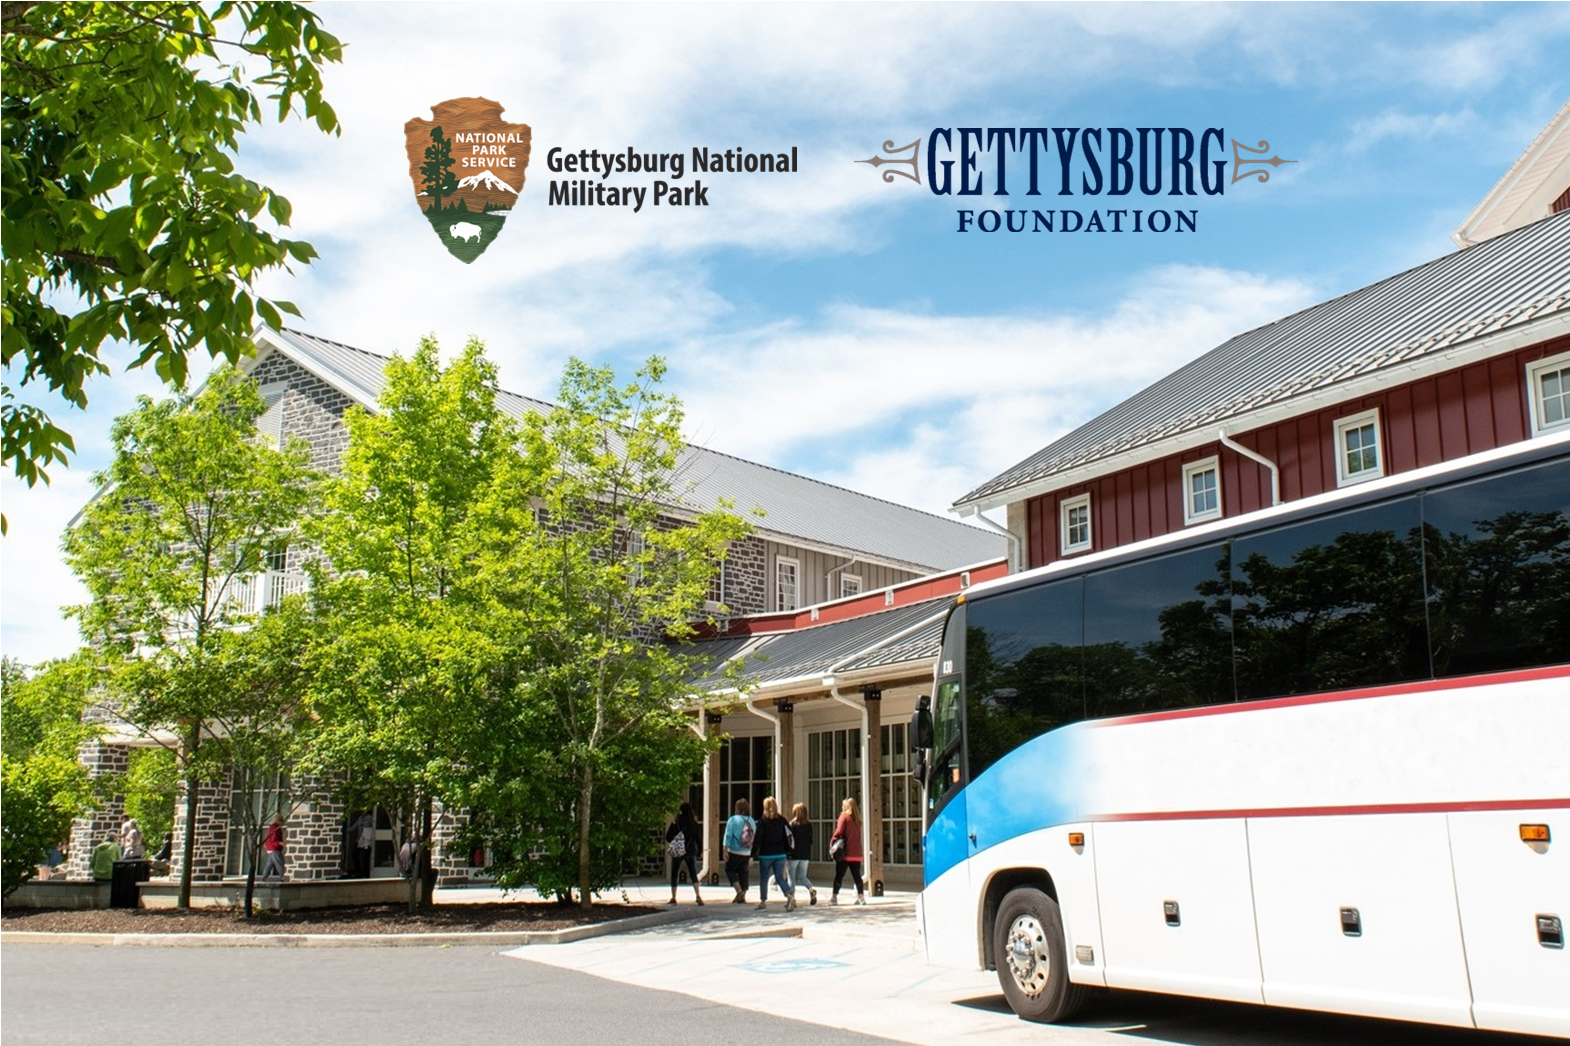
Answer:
[[1092, 664, 1570, 729], [1091, 797, 1570, 822]]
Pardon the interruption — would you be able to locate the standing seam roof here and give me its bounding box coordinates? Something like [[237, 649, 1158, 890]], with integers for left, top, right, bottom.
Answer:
[[262, 328, 1004, 571], [957, 210, 1570, 507]]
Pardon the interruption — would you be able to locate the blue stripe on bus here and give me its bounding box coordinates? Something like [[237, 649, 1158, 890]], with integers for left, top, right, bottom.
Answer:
[[925, 725, 1087, 886]]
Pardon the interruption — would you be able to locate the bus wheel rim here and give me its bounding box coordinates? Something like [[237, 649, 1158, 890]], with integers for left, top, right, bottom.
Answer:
[[1004, 914, 1051, 997]]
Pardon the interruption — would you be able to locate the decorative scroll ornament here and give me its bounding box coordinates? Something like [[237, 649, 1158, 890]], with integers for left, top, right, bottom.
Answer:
[[1231, 138, 1297, 185], [856, 139, 922, 185]]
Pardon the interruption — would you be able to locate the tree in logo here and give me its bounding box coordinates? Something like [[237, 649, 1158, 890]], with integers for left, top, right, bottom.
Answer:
[[421, 126, 458, 212]]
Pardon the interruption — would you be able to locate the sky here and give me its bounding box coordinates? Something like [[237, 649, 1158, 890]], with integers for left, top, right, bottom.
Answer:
[[5, 2, 1570, 664]]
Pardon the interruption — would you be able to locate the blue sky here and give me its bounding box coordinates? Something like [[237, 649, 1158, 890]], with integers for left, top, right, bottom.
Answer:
[[5, 2, 1570, 662]]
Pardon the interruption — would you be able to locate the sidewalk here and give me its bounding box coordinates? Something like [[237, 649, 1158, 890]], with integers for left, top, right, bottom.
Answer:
[[497, 879, 1098, 1046]]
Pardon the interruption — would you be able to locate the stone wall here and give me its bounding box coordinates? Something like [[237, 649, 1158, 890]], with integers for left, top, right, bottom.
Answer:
[[63, 739, 129, 880], [723, 535, 769, 615], [248, 352, 354, 473]]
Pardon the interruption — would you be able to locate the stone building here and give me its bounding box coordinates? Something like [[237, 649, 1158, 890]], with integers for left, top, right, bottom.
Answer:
[[66, 326, 1003, 889]]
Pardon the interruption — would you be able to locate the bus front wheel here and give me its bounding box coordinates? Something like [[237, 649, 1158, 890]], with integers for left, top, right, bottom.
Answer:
[[992, 887, 1089, 1023]]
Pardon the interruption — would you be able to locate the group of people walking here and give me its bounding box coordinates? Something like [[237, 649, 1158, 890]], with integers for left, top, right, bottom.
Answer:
[[665, 796, 867, 910]]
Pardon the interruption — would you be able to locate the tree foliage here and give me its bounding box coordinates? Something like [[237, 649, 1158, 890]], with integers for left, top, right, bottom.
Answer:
[[455, 356, 751, 906], [0, 1, 342, 509], [0, 654, 100, 896], [306, 336, 518, 910], [63, 367, 315, 906]]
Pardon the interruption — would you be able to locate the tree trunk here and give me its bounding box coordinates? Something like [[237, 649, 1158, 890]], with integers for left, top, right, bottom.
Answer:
[[577, 761, 595, 909], [176, 722, 200, 909], [420, 795, 436, 908]]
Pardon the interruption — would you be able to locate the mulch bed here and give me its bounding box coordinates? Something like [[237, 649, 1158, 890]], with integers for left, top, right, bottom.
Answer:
[[1, 901, 659, 935]]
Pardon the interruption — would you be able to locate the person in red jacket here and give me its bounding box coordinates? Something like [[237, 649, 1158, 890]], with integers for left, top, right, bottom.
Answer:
[[828, 796, 866, 905], [262, 818, 286, 880]]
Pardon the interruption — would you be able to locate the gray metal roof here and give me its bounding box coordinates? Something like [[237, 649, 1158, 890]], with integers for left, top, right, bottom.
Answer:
[[262, 328, 1003, 572], [957, 209, 1570, 508], [682, 597, 950, 693]]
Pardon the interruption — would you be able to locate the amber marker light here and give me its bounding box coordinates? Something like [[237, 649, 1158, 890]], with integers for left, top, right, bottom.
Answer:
[[1520, 824, 1551, 843], [1068, 832, 1085, 847]]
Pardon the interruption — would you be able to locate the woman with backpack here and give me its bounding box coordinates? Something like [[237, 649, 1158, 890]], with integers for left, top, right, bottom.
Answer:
[[829, 796, 867, 905], [722, 798, 756, 903], [665, 802, 703, 905]]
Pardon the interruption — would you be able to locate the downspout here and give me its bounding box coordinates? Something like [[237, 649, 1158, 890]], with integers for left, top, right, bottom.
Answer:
[[1219, 430, 1281, 507], [958, 506, 1021, 573], [744, 697, 784, 801], [823, 609, 951, 861], [825, 557, 860, 600], [689, 708, 714, 885]]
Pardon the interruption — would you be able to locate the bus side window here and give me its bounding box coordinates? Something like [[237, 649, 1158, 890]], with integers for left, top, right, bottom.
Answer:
[[1421, 461, 1570, 678], [964, 579, 1084, 779]]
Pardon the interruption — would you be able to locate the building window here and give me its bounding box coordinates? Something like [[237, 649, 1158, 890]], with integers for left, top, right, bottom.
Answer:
[[1527, 351, 1570, 436], [1060, 493, 1092, 555], [719, 735, 773, 823], [1183, 457, 1222, 524], [706, 559, 725, 605], [880, 722, 923, 867], [1334, 409, 1384, 486], [806, 728, 861, 863], [840, 574, 862, 598], [256, 382, 286, 446], [775, 556, 799, 611]]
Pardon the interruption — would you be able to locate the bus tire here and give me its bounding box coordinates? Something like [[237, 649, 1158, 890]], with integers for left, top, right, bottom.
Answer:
[[992, 887, 1089, 1023]]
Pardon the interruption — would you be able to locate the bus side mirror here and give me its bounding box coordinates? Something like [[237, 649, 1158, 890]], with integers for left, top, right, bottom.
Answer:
[[910, 696, 934, 751]]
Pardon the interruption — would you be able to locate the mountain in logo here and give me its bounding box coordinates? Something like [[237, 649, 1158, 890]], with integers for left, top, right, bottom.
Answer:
[[403, 97, 531, 264]]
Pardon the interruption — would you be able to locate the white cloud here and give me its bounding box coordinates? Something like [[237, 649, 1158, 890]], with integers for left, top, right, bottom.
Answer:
[[671, 265, 1318, 512]]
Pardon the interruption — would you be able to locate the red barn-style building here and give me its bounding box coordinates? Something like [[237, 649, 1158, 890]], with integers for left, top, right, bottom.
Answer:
[[955, 103, 1570, 568]]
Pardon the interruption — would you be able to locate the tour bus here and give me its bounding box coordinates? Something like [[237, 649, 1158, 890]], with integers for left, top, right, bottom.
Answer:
[[912, 431, 1569, 1036]]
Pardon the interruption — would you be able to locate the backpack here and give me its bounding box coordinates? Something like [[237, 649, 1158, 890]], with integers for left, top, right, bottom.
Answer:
[[739, 818, 755, 850], [667, 831, 686, 859]]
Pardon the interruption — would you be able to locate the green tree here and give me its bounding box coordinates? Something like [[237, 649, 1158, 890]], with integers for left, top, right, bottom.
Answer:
[[0, 1, 342, 513], [458, 357, 751, 907], [420, 126, 458, 213], [306, 336, 518, 910], [64, 367, 315, 907], [121, 746, 179, 857], [201, 601, 316, 917], [0, 654, 100, 897]]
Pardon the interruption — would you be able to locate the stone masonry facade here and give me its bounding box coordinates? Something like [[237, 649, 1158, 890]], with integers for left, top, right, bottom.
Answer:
[[66, 340, 920, 888]]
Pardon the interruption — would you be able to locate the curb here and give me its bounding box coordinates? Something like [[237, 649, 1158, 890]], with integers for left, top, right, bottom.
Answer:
[[0, 905, 703, 949]]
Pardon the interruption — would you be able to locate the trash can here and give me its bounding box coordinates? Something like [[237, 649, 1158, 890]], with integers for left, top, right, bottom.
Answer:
[[110, 859, 150, 908]]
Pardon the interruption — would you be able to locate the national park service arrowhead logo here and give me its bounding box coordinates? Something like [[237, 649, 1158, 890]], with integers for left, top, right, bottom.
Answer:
[[404, 97, 531, 263]]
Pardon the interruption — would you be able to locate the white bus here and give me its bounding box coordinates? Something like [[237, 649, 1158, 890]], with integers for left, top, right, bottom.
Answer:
[[912, 432, 1570, 1036]]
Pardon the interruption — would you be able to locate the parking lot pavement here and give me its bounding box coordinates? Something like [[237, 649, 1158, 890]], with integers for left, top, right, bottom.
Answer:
[[501, 891, 1117, 1046]]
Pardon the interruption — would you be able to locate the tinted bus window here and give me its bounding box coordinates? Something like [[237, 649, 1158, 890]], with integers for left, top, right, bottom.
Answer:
[[1423, 459, 1570, 678], [965, 579, 1083, 779], [1232, 497, 1426, 701], [1082, 544, 1232, 718]]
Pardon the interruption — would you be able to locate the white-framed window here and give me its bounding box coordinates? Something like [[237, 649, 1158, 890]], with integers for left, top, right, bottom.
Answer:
[[1334, 409, 1384, 486], [840, 573, 862, 598], [1527, 351, 1570, 436], [706, 559, 725, 606], [775, 556, 799, 611], [627, 530, 646, 586], [1060, 493, 1092, 555], [1182, 457, 1222, 525]]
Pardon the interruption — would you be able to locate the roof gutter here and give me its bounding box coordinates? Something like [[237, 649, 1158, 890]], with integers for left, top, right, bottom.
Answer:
[[743, 697, 784, 800], [955, 506, 1021, 572]]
